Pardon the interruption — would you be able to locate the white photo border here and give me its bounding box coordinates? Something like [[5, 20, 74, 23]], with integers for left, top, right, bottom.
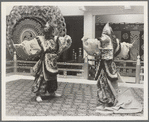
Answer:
[[1, 1, 148, 121]]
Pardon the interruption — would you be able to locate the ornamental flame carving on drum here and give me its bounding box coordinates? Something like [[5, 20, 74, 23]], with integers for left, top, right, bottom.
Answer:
[[6, 6, 67, 60]]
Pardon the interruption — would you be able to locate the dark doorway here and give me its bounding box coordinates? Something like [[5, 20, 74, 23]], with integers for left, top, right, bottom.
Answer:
[[58, 16, 84, 62]]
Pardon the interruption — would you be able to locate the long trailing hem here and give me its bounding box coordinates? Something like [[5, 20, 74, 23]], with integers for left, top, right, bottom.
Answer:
[[96, 60, 143, 114], [81, 22, 142, 115], [96, 86, 143, 114]]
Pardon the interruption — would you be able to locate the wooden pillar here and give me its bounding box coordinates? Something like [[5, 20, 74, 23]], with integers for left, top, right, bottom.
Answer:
[[83, 11, 95, 79], [135, 55, 141, 84], [30, 67, 33, 74], [83, 11, 95, 65], [140, 66, 144, 82], [13, 51, 17, 74], [83, 61, 88, 79], [123, 62, 126, 76]]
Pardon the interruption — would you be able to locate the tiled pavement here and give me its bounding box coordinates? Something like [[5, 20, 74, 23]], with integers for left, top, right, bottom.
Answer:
[[6, 79, 144, 116]]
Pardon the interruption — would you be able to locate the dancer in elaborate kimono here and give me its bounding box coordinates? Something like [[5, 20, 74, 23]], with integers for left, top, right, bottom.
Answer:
[[14, 21, 72, 102], [82, 23, 142, 114]]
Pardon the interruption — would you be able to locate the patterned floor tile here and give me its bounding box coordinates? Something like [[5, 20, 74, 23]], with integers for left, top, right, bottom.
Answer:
[[5, 79, 144, 116]]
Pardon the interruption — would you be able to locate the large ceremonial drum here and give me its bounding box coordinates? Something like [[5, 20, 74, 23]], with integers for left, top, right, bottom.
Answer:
[[6, 6, 67, 60]]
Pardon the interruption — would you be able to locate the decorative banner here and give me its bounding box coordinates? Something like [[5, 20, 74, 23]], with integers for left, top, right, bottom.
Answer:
[[121, 31, 130, 43], [130, 31, 140, 61], [140, 31, 144, 61]]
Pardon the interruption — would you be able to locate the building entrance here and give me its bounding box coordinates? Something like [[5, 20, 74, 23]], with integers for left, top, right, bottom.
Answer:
[[58, 16, 84, 62]]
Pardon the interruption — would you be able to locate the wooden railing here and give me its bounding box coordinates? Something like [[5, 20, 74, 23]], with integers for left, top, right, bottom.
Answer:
[[88, 55, 144, 84], [57, 62, 88, 79], [115, 60, 144, 77], [6, 52, 144, 83], [140, 66, 144, 83], [135, 55, 144, 84], [6, 52, 88, 79]]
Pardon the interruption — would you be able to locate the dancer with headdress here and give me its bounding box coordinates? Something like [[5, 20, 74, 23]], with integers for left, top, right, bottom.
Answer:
[[82, 23, 142, 114], [14, 21, 72, 102]]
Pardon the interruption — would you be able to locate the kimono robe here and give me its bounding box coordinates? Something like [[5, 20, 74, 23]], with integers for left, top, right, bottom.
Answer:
[[14, 35, 72, 96], [82, 23, 142, 114]]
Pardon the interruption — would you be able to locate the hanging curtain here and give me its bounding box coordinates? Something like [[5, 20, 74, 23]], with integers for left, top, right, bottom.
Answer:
[[130, 31, 140, 61]]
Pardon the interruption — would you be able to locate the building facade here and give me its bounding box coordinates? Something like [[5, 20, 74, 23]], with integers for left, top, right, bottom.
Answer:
[[6, 5, 144, 79], [58, 6, 144, 63]]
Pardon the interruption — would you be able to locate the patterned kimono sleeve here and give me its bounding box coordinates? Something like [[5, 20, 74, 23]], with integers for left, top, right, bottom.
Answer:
[[57, 35, 72, 55], [36, 36, 57, 53], [14, 38, 42, 60], [44, 40, 57, 52], [22, 38, 42, 55]]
